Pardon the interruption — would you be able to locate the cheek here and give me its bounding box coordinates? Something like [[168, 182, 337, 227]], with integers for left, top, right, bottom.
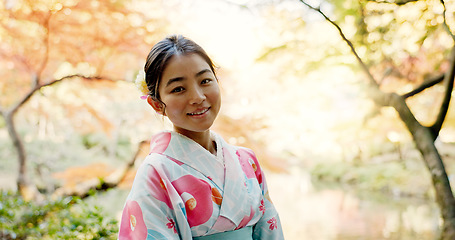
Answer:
[[208, 86, 221, 103], [165, 101, 184, 116], [213, 92, 221, 110]]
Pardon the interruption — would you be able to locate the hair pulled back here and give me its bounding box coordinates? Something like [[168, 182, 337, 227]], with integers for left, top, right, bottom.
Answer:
[[144, 35, 217, 104]]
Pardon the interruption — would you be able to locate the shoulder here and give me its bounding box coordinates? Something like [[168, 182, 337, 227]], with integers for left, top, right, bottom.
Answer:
[[149, 131, 173, 154], [142, 152, 184, 169], [233, 146, 264, 184], [134, 153, 165, 176], [132, 152, 183, 180], [235, 146, 258, 163], [131, 153, 185, 190]]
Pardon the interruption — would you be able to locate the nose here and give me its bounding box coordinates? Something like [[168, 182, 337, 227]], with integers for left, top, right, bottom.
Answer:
[[189, 85, 206, 105]]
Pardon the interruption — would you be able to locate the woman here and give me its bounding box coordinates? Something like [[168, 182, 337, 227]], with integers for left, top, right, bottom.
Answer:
[[119, 35, 284, 239]]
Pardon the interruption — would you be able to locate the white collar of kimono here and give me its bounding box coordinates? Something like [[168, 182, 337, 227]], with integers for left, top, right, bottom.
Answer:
[[170, 131, 224, 164], [155, 130, 253, 227], [158, 131, 226, 188]]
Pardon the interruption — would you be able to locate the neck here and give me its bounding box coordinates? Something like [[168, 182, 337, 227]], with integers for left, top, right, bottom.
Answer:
[[174, 128, 216, 155]]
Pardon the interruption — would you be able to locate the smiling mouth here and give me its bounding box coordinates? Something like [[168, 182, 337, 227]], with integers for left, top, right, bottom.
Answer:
[[187, 108, 210, 116]]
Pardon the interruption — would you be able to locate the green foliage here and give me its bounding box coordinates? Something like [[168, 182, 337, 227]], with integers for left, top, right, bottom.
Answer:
[[324, 0, 450, 72], [116, 135, 133, 160], [0, 191, 118, 240], [80, 133, 132, 160], [81, 133, 107, 150]]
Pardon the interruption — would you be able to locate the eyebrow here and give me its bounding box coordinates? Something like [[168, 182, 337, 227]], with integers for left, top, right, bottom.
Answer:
[[196, 69, 212, 77], [165, 77, 184, 87], [165, 69, 212, 87]]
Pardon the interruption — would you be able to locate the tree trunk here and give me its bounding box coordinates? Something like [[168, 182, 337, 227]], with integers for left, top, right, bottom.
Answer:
[[298, 1, 455, 237], [5, 111, 42, 201], [390, 93, 455, 240]]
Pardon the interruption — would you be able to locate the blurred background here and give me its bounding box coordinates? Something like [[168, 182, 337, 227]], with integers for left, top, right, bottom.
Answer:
[[1, 0, 455, 239]]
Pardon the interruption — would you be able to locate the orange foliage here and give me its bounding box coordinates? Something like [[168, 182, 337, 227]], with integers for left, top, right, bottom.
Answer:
[[0, 0, 162, 108], [213, 115, 288, 173], [52, 162, 115, 189]]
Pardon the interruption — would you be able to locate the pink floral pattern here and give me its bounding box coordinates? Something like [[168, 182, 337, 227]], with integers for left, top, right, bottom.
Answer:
[[259, 199, 265, 215], [172, 175, 213, 227], [236, 149, 256, 179], [236, 148, 263, 184], [149, 132, 171, 154], [119, 200, 147, 239], [147, 167, 173, 209], [119, 131, 284, 239], [166, 217, 177, 233], [267, 217, 277, 230]]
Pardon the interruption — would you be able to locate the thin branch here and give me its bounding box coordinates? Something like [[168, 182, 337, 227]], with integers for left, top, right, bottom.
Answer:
[[36, 12, 52, 87], [441, 0, 455, 41], [9, 75, 116, 116], [299, 0, 379, 88], [401, 74, 444, 98], [430, 45, 455, 139], [40, 74, 114, 88], [366, 0, 418, 5], [52, 139, 149, 199]]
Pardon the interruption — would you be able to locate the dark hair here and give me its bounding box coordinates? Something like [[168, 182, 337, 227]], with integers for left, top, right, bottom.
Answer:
[[144, 35, 217, 106]]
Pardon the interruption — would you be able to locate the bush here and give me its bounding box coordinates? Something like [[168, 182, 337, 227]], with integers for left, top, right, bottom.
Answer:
[[0, 191, 118, 240]]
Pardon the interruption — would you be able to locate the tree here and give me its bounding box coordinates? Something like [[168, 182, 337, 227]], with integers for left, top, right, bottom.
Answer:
[[0, 0, 164, 201], [299, 0, 455, 239]]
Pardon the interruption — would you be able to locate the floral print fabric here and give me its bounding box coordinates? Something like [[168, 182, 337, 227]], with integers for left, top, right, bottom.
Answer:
[[119, 131, 284, 239]]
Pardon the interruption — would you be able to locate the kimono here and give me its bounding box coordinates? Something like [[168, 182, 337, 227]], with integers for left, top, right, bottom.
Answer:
[[119, 131, 284, 240]]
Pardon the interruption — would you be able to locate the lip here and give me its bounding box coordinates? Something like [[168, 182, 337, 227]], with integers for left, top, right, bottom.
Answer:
[[187, 107, 210, 117]]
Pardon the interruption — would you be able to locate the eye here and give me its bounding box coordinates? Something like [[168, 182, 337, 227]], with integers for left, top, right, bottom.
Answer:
[[201, 79, 212, 85], [171, 86, 184, 93]]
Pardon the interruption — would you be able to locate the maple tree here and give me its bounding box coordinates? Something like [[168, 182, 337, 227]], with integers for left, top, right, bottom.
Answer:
[[298, 0, 455, 239], [0, 0, 164, 200]]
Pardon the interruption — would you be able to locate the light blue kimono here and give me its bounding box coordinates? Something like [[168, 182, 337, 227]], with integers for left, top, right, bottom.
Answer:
[[119, 131, 284, 239]]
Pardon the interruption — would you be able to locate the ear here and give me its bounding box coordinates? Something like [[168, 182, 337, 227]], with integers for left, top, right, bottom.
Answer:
[[147, 95, 165, 115]]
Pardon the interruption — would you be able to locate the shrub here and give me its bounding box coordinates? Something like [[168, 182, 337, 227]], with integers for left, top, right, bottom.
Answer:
[[0, 191, 118, 240]]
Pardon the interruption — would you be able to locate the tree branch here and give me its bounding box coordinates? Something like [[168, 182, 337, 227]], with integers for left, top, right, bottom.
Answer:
[[300, 1, 455, 235], [430, 45, 455, 139], [401, 74, 444, 98], [6, 73, 117, 201], [9, 74, 116, 117], [366, 0, 418, 5], [36, 12, 52, 87], [441, 0, 455, 41], [299, 0, 397, 108], [299, 0, 378, 88], [429, 0, 455, 138], [52, 139, 149, 199]]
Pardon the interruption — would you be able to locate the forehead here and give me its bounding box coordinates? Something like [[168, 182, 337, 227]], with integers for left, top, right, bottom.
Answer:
[[162, 53, 212, 80]]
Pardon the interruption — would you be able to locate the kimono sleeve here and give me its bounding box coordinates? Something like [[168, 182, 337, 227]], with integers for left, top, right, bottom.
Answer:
[[118, 158, 192, 240], [249, 152, 285, 240]]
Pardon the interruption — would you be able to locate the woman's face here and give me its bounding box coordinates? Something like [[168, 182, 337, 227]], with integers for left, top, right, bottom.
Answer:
[[151, 53, 221, 136]]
